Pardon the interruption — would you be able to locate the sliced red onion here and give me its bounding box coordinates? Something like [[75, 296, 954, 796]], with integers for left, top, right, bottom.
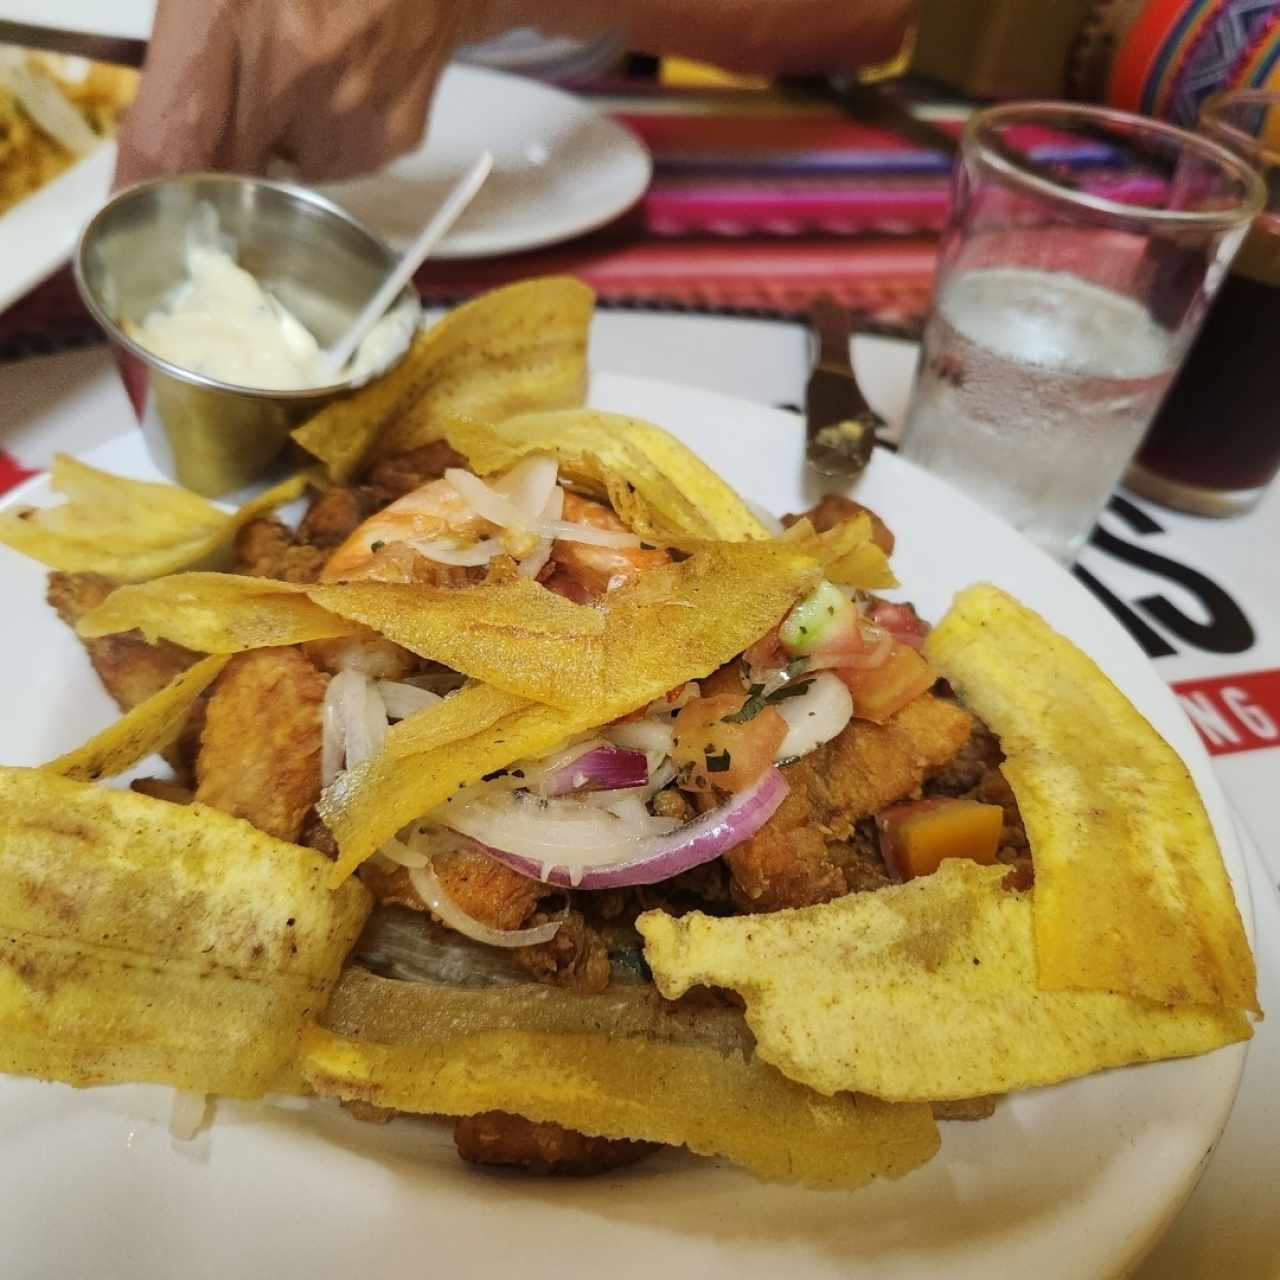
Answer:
[[447, 767, 788, 890], [377, 680, 442, 721], [408, 859, 562, 948], [538, 744, 649, 797]]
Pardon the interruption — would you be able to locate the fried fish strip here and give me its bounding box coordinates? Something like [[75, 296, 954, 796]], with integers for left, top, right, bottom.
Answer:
[[726, 695, 972, 911], [48, 571, 200, 710], [195, 648, 327, 843]]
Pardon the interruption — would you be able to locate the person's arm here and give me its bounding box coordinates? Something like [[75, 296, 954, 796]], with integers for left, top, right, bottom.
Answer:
[[537, 0, 916, 76], [116, 0, 917, 187]]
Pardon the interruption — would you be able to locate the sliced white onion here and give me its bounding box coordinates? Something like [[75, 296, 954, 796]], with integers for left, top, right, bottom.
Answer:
[[640, 758, 679, 801], [604, 719, 675, 757], [379, 836, 429, 869], [490, 454, 560, 519], [646, 682, 701, 716], [377, 680, 442, 721], [454, 768, 789, 890], [533, 517, 642, 549], [320, 677, 346, 787], [407, 535, 504, 566], [169, 1090, 210, 1142], [773, 673, 853, 761], [445, 467, 530, 530], [444, 466, 638, 550], [447, 791, 678, 860], [516, 483, 565, 579], [408, 859, 562, 948], [336, 670, 387, 769]]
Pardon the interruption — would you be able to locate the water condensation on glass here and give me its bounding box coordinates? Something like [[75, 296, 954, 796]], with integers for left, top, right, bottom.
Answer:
[[902, 267, 1176, 563]]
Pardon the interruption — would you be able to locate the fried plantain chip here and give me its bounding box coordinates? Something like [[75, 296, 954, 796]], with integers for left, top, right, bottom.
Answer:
[[301, 966, 939, 1189], [0, 456, 309, 581], [319, 539, 823, 882], [293, 278, 594, 481], [639, 859, 1251, 1103], [309, 578, 605, 710], [287, 327, 440, 487], [781, 515, 898, 590], [446, 410, 769, 544], [925, 585, 1258, 1013], [77, 573, 360, 652], [45, 653, 229, 782], [0, 768, 369, 1097]]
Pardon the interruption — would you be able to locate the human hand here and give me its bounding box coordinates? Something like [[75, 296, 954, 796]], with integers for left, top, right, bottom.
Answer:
[[115, 0, 474, 187]]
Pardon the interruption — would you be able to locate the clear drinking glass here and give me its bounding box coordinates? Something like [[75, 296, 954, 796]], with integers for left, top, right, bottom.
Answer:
[[900, 102, 1265, 563], [1126, 90, 1280, 516]]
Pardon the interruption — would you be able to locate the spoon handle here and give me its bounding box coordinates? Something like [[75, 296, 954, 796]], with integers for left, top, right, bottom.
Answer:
[[320, 150, 494, 376]]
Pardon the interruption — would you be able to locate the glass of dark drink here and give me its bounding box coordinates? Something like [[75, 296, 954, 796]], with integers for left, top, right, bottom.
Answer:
[[1127, 90, 1280, 516]]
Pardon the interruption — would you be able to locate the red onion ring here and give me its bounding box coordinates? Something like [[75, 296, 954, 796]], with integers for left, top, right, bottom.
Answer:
[[450, 768, 788, 890], [540, 744, 649, 796]]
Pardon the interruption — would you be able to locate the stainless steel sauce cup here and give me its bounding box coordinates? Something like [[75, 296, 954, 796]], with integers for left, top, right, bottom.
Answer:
[[75, 173, 418, 496]]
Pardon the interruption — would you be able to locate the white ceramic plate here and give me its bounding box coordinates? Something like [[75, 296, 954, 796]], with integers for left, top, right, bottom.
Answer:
[[0, 131, 114, 316], [0, 372, 1253, 1280], [319, 64, 651, 259]]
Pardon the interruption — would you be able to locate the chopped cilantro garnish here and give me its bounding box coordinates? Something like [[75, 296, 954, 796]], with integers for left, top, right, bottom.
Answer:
[[705, 750, 732, 773]]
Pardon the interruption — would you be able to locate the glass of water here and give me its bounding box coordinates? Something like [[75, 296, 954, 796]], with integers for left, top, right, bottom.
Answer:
[[901, 102, 1264, 564]]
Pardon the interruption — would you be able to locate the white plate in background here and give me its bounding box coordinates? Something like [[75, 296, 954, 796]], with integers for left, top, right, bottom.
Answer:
[[320, 64, 651, 259], [0, 131, 114, 315], [0, 371, 1254, 1280]]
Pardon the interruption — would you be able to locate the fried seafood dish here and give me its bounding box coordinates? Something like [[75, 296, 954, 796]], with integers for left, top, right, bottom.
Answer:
[[0, 279, 1258, 1189]]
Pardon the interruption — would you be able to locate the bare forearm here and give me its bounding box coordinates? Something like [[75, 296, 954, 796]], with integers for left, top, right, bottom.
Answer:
[[477, 0, 917, 74]]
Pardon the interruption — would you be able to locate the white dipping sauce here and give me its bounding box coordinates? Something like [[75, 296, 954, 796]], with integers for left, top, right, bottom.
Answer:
[[131, 244, 415, 392]]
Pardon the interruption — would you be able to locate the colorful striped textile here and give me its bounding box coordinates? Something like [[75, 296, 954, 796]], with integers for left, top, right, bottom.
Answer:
[[1108, 0, 1280, 125]]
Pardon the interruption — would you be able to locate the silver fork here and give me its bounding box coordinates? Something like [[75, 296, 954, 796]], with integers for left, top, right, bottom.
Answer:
[[803, 295, 885, 478]]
